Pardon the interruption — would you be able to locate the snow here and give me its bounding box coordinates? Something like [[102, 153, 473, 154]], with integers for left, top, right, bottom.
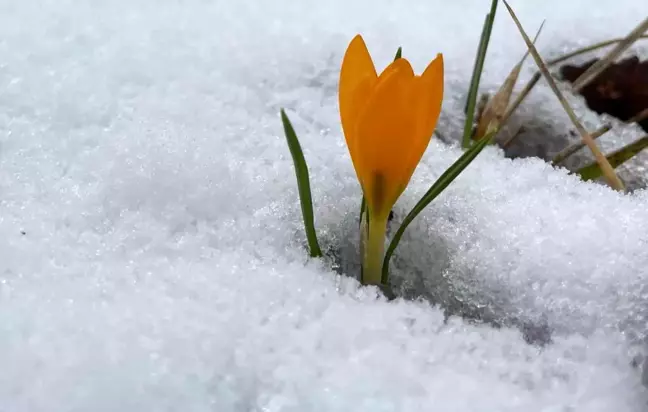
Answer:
[[1, 0, 648, 410]]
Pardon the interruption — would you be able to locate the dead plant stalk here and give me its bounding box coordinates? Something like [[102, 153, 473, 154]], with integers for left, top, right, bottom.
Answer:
[[572, 17, 648, 92], [502, 0, 625, 191]]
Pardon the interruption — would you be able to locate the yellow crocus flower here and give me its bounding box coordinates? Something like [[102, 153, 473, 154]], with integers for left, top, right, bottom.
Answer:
[[339, 34, 444, 285]]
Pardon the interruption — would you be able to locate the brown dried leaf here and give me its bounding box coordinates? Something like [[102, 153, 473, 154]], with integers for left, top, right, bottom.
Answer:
[[561, 56, 648, 133], [474, 22, 544, 140]]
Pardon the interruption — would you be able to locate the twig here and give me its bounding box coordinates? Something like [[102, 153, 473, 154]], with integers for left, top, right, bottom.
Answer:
[[500, 72, 541, 148], [628, 108, 648, 124], [572, 17, 648, 92], [577, 135, 648, 181], [475, 93, 490, 126], [551, 124, 611, 165], [498, 35, 648, 148], [552, 109, 648, 166], [500, 123, 524, 148], [502, 0, 625, 191], [475, 22, 544, 141], [546, 35, 648, 67]]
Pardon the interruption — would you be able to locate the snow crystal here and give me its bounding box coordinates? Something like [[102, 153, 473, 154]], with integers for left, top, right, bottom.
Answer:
[[1, 0, 648, 410]]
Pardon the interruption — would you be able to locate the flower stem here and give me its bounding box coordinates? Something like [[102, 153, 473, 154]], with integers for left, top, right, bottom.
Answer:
[[362, 214, 388, 285]]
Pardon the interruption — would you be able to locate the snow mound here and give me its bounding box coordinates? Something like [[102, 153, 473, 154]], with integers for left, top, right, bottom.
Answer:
[[1, 0, 648, 410]]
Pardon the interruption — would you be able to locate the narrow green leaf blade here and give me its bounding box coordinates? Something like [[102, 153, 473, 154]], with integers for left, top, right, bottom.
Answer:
[[381, 131, 495, 283], [464, 15, 490, 117], [577, 135, 648, 181], [462, 0, 498, 149], [280, 109, 323, 257], [394, 47, 402, 61]]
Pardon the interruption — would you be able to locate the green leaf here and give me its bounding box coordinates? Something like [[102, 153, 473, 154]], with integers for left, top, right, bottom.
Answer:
[[577, 135, 648, 181], [394, 47, 402, 60], [280, 109, 323, 257], [462, 0, 498, 149], [464, 15, 490, 117], [359, 196, 367, 227], [381, 131, 495, 283]]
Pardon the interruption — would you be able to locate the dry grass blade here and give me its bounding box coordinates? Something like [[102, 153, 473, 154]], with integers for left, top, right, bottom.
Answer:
[[577, 135, 648, 181], [500, 35, 648, 149], [500, 72, 541, 148], [551, 124, 611, 165], [572, 17, 648, 92], [628, 107, 648, 124], [474, 93, 490, 126], [546, 35, 648, 67], [474, 22, 544, 141], [502, 0, 625, 191]]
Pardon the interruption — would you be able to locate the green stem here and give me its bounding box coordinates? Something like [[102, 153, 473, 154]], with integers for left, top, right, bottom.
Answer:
[[362, 214, 388, 285]]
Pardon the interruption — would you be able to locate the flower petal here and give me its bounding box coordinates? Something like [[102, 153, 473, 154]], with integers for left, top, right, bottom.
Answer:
[[399, 54, 445, 184], [339, 35, 377, 147], [353, 58, 417, 218], [419, 53, 444, 136], [339, 35, 378, 185]]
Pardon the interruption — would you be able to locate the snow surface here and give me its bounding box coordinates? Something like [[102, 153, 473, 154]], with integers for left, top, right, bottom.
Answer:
[[2, 0, 648, 410]]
